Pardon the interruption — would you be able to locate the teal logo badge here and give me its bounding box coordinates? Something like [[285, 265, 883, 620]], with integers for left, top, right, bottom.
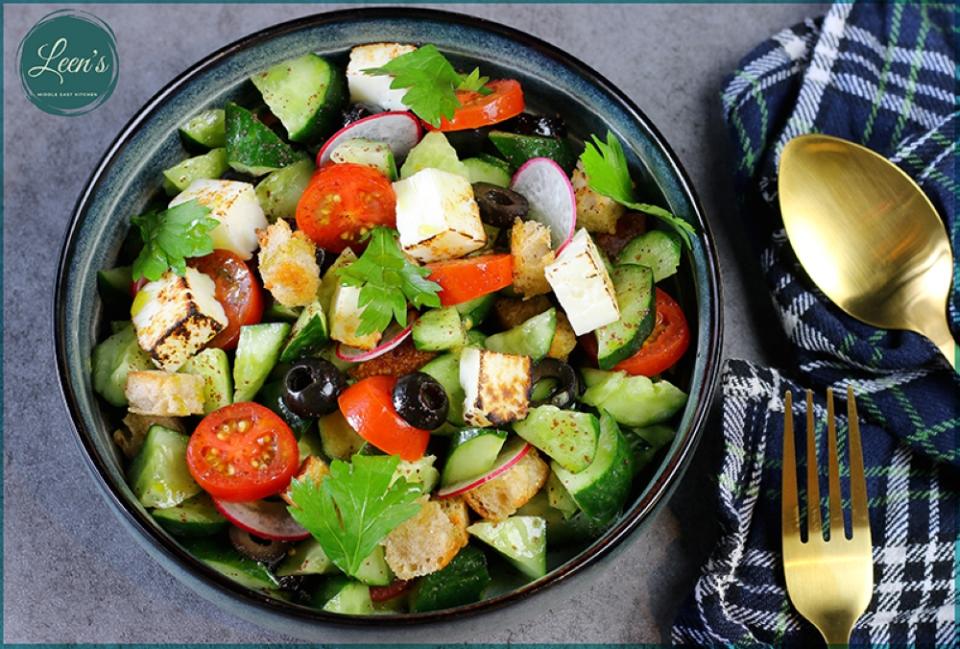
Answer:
[[17, 10, 118, 116]]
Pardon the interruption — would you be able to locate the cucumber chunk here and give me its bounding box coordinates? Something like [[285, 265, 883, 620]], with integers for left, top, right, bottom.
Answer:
[[318, 577, 374, 614], [624, 424, 676, 473], [128, 425, 200, 509], [455, 293, 494, 330], [276, 538, 336, 576], [467, 516, 547, 579], [180, 348, 232, 413], [463, 156, 511, 187], [400, 131, 468, 179], [441, 428, 508, 486], [489, 131, 576, 172], [512, 405, 600, 473], [162, 148, 229, 196], [552, 410, 634, 522], [547, 469, 579, 518], [484, 308, 556, 360], [595, 264, 656, 369], [251, 53, 344, 143], [183, 537, 279, 592], [409, 546, 490, 612], [280, 300, 328, 362], [420, 353, 465, 426], [412, 307, 466, 352], [263, 300, 301, 322], [354, 545, 394, 586], [255, 158, 315, 222], [179, 109, 226, 149], [92, 323, 152, 407], [97, 266, 133, 304], [257, 379, 313, 438], [233, 322, 291, 402], [330, 138, 398, 180], [618, 229, 682, 282], [151, 493, 227, 537], [581, 370, 687, 427], [394, 454, 440, 492], [225, 102, 302, 176], [318, 411, 365, 460]]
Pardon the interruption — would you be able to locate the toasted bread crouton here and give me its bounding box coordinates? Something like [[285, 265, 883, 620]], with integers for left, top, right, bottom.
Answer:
[[436, 497, 470, 548], [493, 295, 552, 330], [282, 456, 330, 506], [547, 311, 578, 362], [383, 499, 470, 579], [257, 219, 320, 307], [463, 448, 549, 521], [114, 413, 185, 459], [572, 162, 625, 235], [348, 338, 436, 380], [510, 219, 555, 298], [125, 370, 205, 416]]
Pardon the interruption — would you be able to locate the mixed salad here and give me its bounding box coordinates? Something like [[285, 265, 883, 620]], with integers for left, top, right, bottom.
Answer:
[[92, 42, 695, 614]]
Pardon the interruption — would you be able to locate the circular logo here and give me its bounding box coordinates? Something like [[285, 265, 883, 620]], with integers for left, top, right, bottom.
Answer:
[[17, 10, 118, 116]]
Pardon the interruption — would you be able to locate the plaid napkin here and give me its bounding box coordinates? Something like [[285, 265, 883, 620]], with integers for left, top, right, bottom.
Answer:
[[672, 2, 959, 646]]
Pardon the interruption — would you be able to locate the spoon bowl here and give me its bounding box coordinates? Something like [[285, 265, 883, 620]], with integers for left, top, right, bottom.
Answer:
[[778, 134, 956, 368]]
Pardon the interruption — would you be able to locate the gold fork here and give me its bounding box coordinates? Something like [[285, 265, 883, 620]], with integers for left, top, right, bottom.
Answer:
[[782, 386, 873, 646]]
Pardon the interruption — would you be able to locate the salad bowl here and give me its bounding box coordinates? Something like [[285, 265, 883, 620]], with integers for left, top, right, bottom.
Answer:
[[54, 7, 722, 631]]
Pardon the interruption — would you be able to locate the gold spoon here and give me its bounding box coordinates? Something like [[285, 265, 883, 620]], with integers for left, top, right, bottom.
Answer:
[[778, 134, 956, 370]]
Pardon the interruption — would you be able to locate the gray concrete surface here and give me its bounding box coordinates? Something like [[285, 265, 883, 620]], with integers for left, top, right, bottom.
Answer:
[[4, 3, 825, 644]]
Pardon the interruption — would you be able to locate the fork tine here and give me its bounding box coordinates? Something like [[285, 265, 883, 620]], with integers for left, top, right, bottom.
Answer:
[[846, 385, 870, 532], [781, 391, 800, 540], [826, 388, 846, 539], [805, 390, 822, 538]]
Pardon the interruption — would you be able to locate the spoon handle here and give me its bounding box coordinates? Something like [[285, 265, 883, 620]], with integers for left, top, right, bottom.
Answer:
[[923, 315, 958, 371]]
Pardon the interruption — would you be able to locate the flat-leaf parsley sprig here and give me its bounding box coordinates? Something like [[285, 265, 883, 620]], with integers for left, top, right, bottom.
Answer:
[[364, 45, 491, 127], [580, 131, 695, 247], [286, 454, 423, 578], [131, 199, 219, 281], [338, 227, 442, 336]]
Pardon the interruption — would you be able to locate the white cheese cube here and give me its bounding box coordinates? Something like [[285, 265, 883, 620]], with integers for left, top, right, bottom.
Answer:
[[460, 347, 531, 427], [544, 228, 620, 335], [169, 179, 267, 260], [328, 282, 382, 351], [347, 43, 417, 111], [125, 370, 206, 416], [131, 267, 228, 372], [394, 168, 486, 263]]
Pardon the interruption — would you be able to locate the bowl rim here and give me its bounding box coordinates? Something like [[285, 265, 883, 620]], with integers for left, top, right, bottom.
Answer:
[[54, 6, 723, 627]]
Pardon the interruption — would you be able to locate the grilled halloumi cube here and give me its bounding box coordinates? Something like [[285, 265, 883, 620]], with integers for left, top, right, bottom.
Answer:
[[328, 282, 382, 351], [131, 268, 228, 372], [169, 179, 267, 260], [571, 162, 625, 234], [544, 229, 620, 335], [394, 168, 486, 263], [510, 218, 555, 298], [347, 43, 417, 111], [125, 370, 206, 416], [257, 219, 320, 307], [459, 347, 531, 426]]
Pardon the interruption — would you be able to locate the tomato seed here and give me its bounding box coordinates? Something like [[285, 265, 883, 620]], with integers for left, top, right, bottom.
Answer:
[[237, 419, 250, 433]]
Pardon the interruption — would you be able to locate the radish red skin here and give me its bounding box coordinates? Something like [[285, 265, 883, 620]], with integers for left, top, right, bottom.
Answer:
[[317, 111, 422, 166], [436, 442, 532, 498], [510, 157, 577, 252]]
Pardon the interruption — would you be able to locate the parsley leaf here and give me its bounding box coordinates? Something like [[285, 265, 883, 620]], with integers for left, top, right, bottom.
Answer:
[[364, 45, 490, 127], [286, 454, 423, 577], [338, 227, 442, 336], [580, 131, 695, 247], [131, 200, 219, 281]]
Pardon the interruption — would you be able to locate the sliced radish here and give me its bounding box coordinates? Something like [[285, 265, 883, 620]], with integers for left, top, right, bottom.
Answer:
[[335, 318, 415, 363], [437, 438, 532, 499], [317, 111, 422, 166], [510, 157, 577, 252], [213, 498, 310, 542]]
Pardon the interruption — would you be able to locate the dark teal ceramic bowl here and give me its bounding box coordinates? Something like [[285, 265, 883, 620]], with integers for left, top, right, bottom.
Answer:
[[55, 8, 721, 630]]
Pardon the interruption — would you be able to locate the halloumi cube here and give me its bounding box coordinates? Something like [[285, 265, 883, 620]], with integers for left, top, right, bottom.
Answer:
[[328, 282, 382, 351], [125, 370, 206, 416], [169, 179, 267, 260], [544, 229, 620, 335], [347, 43, 417, 111], [459, 347, 531, 426], [394, 168, 486, 263], [131, 268, 228, 372], [571, 162, 625, 234]]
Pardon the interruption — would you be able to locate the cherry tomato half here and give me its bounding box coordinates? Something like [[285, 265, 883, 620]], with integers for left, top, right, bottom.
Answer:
[[189, 250, 264, 350], [186, 402, 300, 502], [581, 288, 690, 376], [426, 253, 514, 306], [296, 162, 396, 253], [338, 375, 430, 461], [436, 80, 525, 132]]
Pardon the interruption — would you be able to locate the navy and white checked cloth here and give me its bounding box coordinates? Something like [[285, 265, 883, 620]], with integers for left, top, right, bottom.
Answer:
[[672, 2, 958, 646]]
